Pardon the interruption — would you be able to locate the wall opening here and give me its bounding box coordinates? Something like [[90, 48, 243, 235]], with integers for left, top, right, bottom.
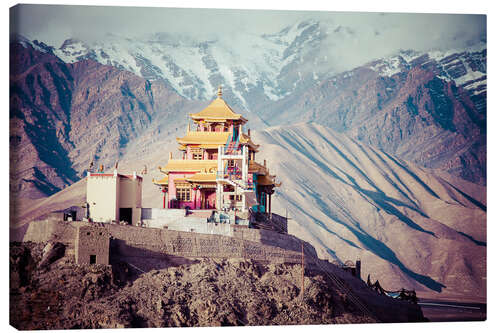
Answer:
[[119, 208, 133, 224], [90, 254, 96, 264]]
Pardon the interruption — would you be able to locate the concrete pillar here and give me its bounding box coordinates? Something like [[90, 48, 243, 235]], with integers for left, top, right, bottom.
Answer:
[[217, 146, 223, 176], [217, 183, 223, 210], [242, 145, 248, 185]]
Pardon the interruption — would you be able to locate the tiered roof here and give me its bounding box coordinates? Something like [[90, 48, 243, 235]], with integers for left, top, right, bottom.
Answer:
[[159, 159, 217, 173], [154, 86, 278, 188], [189, 87, 247, 123], [176, 131, 259, 150]]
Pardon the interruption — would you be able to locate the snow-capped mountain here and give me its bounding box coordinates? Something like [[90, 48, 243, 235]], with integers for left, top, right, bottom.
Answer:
[[367, 44, 486, 114], [50, 20, 331, 111], [9, 19, 487, 201], [17, 19, 486, 115]]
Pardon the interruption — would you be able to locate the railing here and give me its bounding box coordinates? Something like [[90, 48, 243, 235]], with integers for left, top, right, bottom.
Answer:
[[223, 130, 241, 155], [216, 171, 253, 191]]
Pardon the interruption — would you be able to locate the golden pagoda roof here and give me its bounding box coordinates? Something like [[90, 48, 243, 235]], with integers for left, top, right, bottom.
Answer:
[[190, 87, 247, 123], [177, 131, 230, 145], [160, 159, 218, 173], [240, 133, 260, 150], [152, 176, 169, 186], [178, 144, 222, 150], [177, 130, 259, 150], [186, 172, 217, 183]]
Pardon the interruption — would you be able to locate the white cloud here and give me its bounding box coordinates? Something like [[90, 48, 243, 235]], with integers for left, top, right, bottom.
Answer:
[[10, 4, 485, 72]]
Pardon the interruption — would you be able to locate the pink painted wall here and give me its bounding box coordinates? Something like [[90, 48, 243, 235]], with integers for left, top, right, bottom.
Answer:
[[186, 146, 193, 160], [168, 172, 195, 208]]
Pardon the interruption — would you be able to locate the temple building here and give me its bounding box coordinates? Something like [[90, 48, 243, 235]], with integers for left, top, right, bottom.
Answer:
[[153, 87, 280, 215]]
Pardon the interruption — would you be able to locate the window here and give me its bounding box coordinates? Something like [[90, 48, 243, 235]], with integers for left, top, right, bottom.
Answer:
[[90, 255, 96, 264], [192, 148, 203, 160], [229, 195, 242, 201], [176, 187, 191, 202]]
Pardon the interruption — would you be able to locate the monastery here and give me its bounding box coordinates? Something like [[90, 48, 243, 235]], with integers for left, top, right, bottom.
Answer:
[[84, 87, 282, 232], [153, 87, 279, 217], [25, 87, 290, 267]]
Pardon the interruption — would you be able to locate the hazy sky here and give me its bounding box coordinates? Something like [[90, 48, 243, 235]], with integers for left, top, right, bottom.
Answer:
[[10, 4, 486, 71]]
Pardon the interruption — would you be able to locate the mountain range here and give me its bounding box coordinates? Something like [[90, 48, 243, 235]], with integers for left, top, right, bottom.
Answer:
[[10, 19, 486, 202], [9, 19, 487, 300], [10, 122, 486, 301]]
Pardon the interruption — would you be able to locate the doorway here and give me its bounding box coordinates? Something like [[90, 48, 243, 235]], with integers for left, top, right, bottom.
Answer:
[[202, 189, 216, 209], [119, 208, 132, 224], [89, 255, 96, 264]]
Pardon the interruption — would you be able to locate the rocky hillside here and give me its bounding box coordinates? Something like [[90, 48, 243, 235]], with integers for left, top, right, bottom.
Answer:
[[258, 49, 486, 185], [10, 25, 486, 203], [10, 39, 202, 200], [253, 123, 486, 300], [10, 241, 425, 329], [11, 123, 486, 302]]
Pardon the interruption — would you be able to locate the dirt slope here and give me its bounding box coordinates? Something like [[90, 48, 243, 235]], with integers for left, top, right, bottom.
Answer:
[[10, 242, 425, 329], [11, 123, 486, 302], [253, 123, 486, 301]]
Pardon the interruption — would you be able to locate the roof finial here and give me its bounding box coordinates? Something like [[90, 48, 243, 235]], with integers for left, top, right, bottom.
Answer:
[[217, 85, 222, 98]]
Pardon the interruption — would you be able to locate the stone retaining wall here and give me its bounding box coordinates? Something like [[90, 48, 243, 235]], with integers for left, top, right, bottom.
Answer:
[[21, 220, 306, 265], [106, 224, 303, 264], [23, 219, 77, 245]]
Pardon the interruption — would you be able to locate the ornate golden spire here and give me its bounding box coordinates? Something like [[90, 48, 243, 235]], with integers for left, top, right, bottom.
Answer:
[[217, 86, 222, 98]]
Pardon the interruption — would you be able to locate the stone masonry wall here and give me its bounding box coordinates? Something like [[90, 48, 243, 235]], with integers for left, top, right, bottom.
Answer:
[[22, 220, 309, 265], [105, 224, 303, 264], [75, 225, 110, 265], [23, 219, 77, 245]]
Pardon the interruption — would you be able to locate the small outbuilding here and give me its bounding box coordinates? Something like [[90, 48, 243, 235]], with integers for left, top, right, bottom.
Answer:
[[86, 170, 142, 225], [75, 224, 110, 265]]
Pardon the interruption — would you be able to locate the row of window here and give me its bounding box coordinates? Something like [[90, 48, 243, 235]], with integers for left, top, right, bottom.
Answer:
[[191, 150, 217, 160], [229, 195, 242, 201], [189, 152, 256, 161], [175, 188, 242, 202]]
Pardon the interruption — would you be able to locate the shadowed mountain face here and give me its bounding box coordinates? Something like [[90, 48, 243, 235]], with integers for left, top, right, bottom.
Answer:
[[253, 123, 485, 299], [257, 61, 486, 185], [10, 31, 486, 301], [10, 41, 193, 200], [12, 123, 486, 301]]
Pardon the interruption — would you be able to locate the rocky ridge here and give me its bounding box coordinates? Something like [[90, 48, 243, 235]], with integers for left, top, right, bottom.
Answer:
[[10, 123, 486, 302], [10, 241, 425, 329], [258, 54, 486, 184], [10, 39, 199, 200], [10, 25, 487, 203]]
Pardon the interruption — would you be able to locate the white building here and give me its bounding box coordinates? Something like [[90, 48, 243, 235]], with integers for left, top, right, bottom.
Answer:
[[86, 170, 142, 225]]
